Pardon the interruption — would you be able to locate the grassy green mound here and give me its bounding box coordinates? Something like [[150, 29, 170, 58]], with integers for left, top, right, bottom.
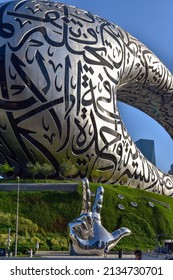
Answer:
[[0, 182, 173, 253], [0, 188, 82, 253], [93, 184, 173, 251]]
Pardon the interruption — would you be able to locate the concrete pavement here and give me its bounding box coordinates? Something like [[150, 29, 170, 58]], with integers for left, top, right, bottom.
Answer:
[[0, 182, 78, 192]]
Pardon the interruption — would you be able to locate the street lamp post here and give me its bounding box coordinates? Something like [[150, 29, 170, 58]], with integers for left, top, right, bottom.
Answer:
[[6, 227, 11, 256], [15, 176, 20, 257]]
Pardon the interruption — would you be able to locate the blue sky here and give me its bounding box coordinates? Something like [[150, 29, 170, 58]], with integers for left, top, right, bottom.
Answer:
[[0, 0, 173, 173]]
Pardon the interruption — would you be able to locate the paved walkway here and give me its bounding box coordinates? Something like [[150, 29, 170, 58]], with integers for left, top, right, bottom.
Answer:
[[33, 251, 172, 260], [1, 251, 172, 260], [0, 183, 78, 192]]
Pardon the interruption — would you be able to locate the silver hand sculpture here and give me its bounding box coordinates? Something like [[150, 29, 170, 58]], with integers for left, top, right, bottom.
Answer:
[[68, 178, 131, 255]]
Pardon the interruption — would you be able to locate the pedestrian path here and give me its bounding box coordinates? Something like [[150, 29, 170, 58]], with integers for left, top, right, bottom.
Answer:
[[0, 183, 78, 192], [34, 251, 172, 260]]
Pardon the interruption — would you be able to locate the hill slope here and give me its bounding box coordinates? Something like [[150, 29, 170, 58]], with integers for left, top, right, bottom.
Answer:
[[0, 182, 173, 253]]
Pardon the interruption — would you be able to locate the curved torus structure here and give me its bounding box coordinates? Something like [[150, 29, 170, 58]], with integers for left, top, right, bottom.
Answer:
[[0, 0, 173, 195]]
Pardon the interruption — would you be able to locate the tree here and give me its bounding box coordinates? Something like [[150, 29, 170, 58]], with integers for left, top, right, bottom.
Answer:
[[26, 162, 54, 180], [39, 163, 54, 180], [26, 162, 41, 180], [0, 162, 14, 181], [59, 159, 78, 179]]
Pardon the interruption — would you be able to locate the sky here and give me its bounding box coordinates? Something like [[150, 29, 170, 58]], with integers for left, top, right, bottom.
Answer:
[[0, 0, 173, 173]]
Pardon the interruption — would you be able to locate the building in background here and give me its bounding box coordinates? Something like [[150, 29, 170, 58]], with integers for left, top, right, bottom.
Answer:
[[168, 164, 173, 175], [135, 139, 156, 165]]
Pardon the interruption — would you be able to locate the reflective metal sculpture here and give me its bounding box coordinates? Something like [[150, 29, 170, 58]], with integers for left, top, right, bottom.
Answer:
[[0, 0, 173, 195], [68, 178, 131, 255]]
